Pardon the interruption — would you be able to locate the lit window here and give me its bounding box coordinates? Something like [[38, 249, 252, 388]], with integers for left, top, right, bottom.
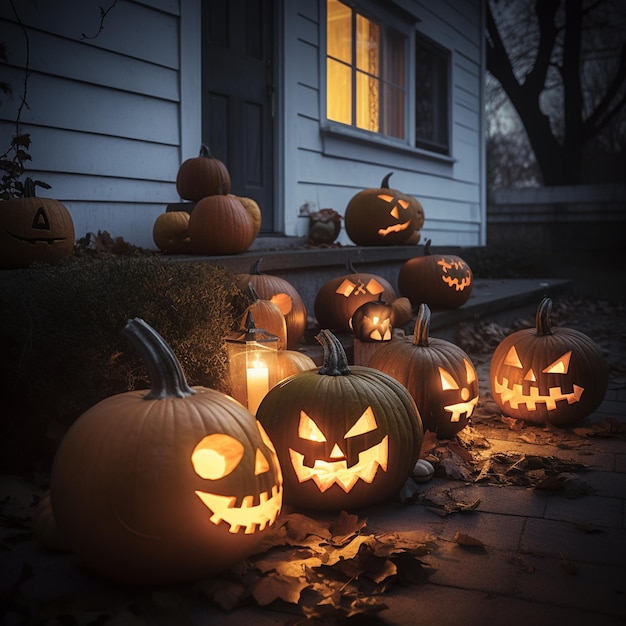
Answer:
[[415, 33, 449, 154], [326, 0, 406, 139]]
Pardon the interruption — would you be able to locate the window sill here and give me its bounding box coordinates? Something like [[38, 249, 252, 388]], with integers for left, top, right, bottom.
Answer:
[[320, 122, 455, 167]]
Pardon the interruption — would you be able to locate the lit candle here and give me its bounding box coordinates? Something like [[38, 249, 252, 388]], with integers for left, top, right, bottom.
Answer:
[[246, 361, 269, 415]]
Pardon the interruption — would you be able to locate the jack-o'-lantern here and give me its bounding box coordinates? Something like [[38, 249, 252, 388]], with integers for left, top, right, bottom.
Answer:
[[344, 172, 419, 246], [398, 239, 473, 310], [256, 329, 423, 511], [350, 295, 394, 342], [489, 297, 609, 427], [50, 318, 282, 585], [152, 211, 192, 254], [369, 303, 479, 439], [314, 261, 397, 332], [0, 178, 75, 269], [237, 259, 307, 349], [242, 283, 288, 350]]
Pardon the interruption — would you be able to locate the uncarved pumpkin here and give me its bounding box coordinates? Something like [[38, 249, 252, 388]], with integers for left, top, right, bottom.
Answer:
[[176, 144, 231, 201], [189, 191, 254, 255], [398, 239, 473, 310], [237, 259, 307, 349], [489, 297, 609, 427], [369, 303, 479, 439], [51, 318, 283, 585], [0, 178, 75, 269], [256, 329, 423, 511]]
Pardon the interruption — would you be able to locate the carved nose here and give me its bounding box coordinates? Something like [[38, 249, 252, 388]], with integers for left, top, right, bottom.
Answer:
[[329, 444, 345, 459]]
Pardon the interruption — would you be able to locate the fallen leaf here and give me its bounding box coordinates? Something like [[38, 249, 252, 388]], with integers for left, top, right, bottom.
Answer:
[[252, 571, 309, 606], [453, 531, 485, 547]]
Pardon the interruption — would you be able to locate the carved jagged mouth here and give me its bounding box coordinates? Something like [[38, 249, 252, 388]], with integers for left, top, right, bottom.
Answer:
[[8, 231, 66, 245], [441, 274, 472, 291], [377, 221, 411, 236], [288, 436, 388, 493], [494, 378, 583, 411], [443, 396, 479, 422], [194, 484, 283, 534]]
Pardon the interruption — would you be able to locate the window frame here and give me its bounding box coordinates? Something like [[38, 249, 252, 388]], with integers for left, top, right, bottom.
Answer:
[[321, 0, 454, 164]]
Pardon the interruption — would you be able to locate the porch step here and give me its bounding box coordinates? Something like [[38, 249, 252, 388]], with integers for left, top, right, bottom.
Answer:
[[179, 239, 573, 365]]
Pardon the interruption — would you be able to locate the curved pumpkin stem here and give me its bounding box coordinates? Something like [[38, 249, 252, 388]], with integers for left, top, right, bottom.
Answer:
[[346, 259, 358, 274], [247, 282, 261, 303], [249, 258, 263, 275], [315, 329, 351, 376], [23, 178, 37, 198], [123, 318, 196, 400], [199, 144, 213, 158], [535, 297, 554, 337], [423, 238, 432, 256], [380, 171, 394, 188], [412, 303, 431, 347]]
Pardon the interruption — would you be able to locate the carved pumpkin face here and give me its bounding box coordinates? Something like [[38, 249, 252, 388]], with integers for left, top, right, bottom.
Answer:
[[369, 304, 479, 439], [314, 263, 397, 333], [398, 239, 473, 310], [489, 298, 609, 427], [350, 295, 394, 341], [344, 172, 419, 246], [191, 420, 283, 535], [0, 191, 75, 269], [257, 330, 423, 511]]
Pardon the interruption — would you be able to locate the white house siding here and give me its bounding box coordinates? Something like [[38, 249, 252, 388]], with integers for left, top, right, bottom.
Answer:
[[281, 0, 486, 247], [0, 0, 200, 249]]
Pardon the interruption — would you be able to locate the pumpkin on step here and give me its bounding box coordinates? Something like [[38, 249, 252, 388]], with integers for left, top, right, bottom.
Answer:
[[241, 283, 288, 350], [153, 210, 192, 254], [176, 144, 231, 200], [50, 318, 283, 585], [314, 261, 397, 333], [398, 239, 473, 310], [489, 297, 609, 427], [344, 172, 420, 246], [0, 178, 75, 269], [237, 259, 307, 349], [369, 303, 479, 439], [256, 329, 423, 511]]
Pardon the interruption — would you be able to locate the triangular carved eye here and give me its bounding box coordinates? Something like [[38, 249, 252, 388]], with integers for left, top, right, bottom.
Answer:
[[378, 194, 394, 203], [254, 448, 270, 475], [464, 358, 476, 384], [32, 207, 50, 230], [504, 346, 523, 368], [298, 411, 326, 441], [439, 367, 459, 391], [191, 434, 244, 480], [345, 406, 377, 438], [398, 199, 409, 210], [543, 351, 571, 374]]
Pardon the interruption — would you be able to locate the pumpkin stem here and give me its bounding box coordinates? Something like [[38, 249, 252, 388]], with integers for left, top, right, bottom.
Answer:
[[315, 329, 351, 376], [346, 259, 358, 274], [123, 318, 196, 400], [247, 282, 261, 303], [412, 303, 431, 346], [199, 144, 213, 158], [250, 258, 263, 275], [423, 238, 432, 256], [535, 297, 554, 336], [23, 178, 37, 198], [380, 172, 393, 188]]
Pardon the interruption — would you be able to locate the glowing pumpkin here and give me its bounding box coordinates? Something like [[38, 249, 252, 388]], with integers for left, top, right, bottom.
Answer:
[[314, 261, 397, 333], [350, 294, 394, 342], [256, 329, 423, 511], [398, 239, 473, 310], [0, 178, 75, 269], [369, 304, 479, 439], [50, 318, 282, 585], [344, 172, 420, 246], [237, 259, 307, 349], [489, 297, 609, 427]]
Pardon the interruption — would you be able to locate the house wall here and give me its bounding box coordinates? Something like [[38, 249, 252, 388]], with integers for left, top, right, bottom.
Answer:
[[0, 0, 200, 249], [281, 0, 486, 247]]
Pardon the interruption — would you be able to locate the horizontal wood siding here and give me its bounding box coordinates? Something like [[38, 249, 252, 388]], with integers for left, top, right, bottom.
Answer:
[[282, 0, 485, 246], [0, 0, 184, 249]]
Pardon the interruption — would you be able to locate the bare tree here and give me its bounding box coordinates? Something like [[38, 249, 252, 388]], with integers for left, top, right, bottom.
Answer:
[[486, 0, 626, 186]]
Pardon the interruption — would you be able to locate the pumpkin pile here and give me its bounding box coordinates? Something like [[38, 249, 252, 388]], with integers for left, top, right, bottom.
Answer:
[[152, 144, 262, 255]]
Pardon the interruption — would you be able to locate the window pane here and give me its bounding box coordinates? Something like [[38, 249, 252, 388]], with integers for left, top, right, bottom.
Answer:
[[382, 83, 403, 138], [328, 58, 352, 124], [327, 0, 351, 63], [384, 29, 404, 88], [356, 71, 379, 132], [356, 15, 379, 76]]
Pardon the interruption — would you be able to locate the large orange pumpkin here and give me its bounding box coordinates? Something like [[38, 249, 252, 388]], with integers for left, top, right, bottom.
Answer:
[[50, 318, 283, 585], [0, 178, 75, 268]]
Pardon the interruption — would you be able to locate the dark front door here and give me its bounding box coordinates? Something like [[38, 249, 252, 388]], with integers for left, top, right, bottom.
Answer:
[[202, 0, 275, 232]]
